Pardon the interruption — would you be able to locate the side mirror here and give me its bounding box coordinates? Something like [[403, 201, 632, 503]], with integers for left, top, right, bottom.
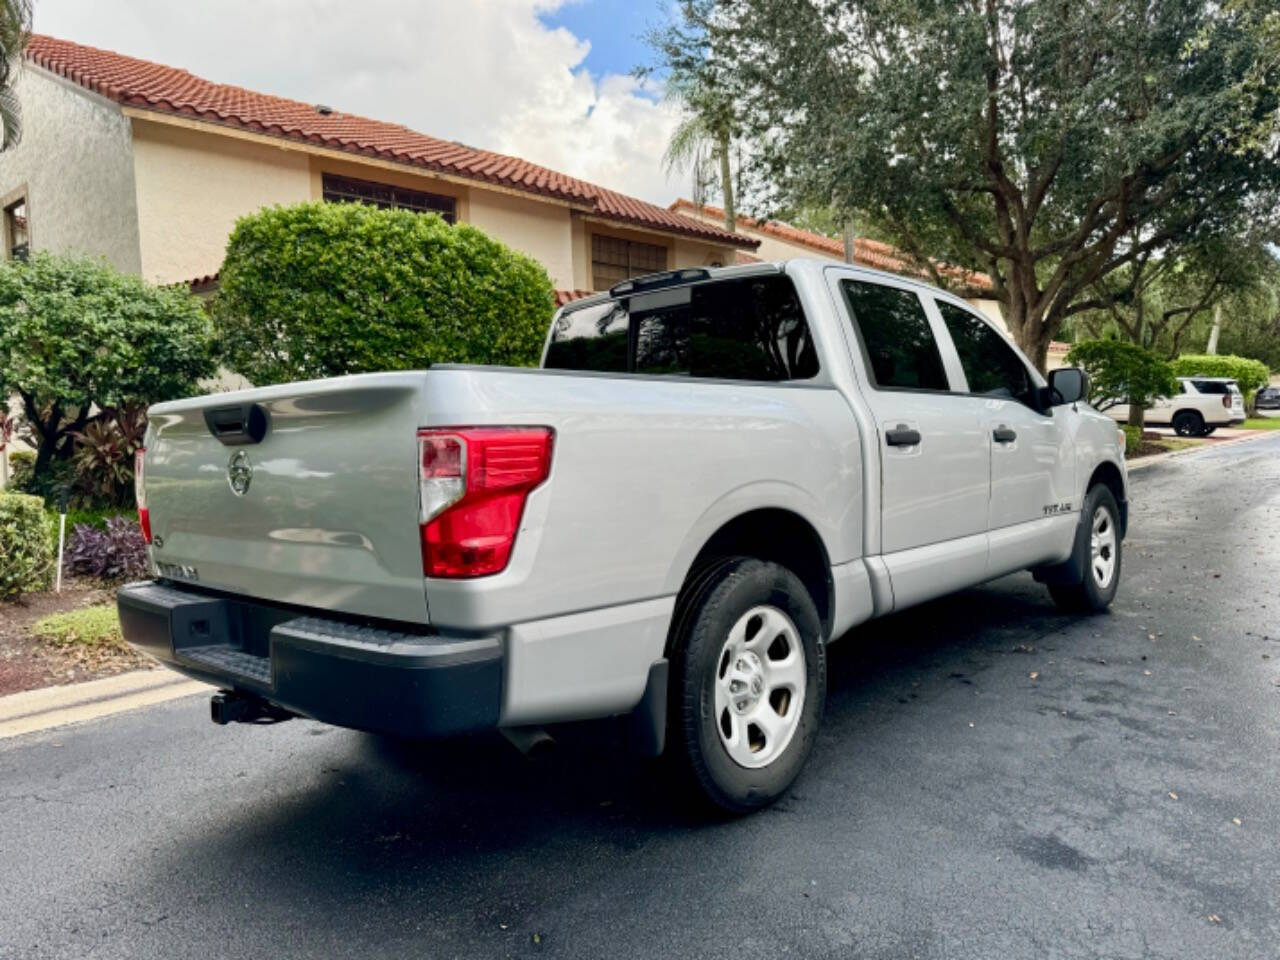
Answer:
[[1047, 367, 1089, 407]]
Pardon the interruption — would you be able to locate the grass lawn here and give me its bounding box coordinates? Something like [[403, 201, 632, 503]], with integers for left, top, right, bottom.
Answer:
[[33, 603, 124, 649], [1240, 417, 1280, 430]]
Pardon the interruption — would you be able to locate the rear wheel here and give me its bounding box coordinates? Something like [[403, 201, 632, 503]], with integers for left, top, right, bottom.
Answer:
[[669, 557, 825, 814], [1049, 485, 1122, 614], [1172, 411, 1204, 437], [1200, 425, 1217, 436]]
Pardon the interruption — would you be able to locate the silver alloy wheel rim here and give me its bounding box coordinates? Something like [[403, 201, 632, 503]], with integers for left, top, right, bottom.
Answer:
[[713, 605, 806, 770], [1090, 505, 1117, 589]]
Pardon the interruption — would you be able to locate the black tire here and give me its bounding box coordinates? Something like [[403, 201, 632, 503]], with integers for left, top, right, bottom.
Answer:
[[668, 557, 825, 815], [1200, 425, 1217, 436], [1172, 410, 1203, 437], [1048, 485, 1122, 614]]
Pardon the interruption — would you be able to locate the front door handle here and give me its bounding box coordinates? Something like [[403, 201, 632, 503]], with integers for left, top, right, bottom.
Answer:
[[885, 424, 922, 447], [993, 425, 1017, 443]]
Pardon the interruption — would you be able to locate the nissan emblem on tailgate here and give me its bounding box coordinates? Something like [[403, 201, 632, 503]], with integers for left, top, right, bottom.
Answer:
[[228, 450, 253, 496]]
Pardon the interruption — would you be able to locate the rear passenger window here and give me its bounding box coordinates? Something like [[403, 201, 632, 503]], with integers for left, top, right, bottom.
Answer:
[[545, 275, 819, 381], [935, 300, 1036, 406], [1191, 380, 1228, 394], [840, 280, 949, 391]]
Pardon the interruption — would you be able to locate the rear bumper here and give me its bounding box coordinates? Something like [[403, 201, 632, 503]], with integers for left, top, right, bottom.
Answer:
[[117, 580, 502, 737]]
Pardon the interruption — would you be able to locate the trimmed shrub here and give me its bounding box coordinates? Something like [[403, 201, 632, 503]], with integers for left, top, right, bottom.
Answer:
[[1171, 353, 1270, 410], [7, 449, 34, 488], [0, 492, 55, 599], [64, 515, 148, 582], [212, 202, 557, 386]]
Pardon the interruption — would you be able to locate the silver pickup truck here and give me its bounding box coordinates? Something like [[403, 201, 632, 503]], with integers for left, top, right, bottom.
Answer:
[[119, 259, 1127, 812]]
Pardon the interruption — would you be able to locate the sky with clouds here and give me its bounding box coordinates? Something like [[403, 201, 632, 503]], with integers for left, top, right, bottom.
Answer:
[[31, 0, 694, 205]]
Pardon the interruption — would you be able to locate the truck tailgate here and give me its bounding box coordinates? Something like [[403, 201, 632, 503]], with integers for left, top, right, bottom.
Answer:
[[143, 372, 430, 623]]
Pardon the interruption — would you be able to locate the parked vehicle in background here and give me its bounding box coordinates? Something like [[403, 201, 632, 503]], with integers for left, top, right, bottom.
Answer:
[[1255, 386, 1280, 411], [117, 259, 1128, 814], [1108, 376, 1245, 436]]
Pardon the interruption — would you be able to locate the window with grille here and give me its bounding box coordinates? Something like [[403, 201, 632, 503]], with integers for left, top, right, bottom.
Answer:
[[5, 197, 27, 261], [321, 173, 456, 222], [591, 234, 668, 291]]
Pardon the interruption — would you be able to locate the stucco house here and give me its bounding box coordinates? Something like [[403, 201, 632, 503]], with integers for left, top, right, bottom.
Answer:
[[0, 35, 758, 303]]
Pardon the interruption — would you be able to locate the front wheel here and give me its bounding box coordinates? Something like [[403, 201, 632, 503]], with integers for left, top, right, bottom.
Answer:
[[1049, 485, 1122, 614], [669, 558, 825, 814]]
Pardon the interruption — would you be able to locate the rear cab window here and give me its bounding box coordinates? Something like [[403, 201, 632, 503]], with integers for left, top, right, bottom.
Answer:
[[544, 274, 819, 382]]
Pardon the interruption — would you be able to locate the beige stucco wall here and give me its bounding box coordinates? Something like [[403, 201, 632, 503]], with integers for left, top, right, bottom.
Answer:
[[468, 188, 575, 290], [131, 118, 311, 284], [0, 66, 141, 272]]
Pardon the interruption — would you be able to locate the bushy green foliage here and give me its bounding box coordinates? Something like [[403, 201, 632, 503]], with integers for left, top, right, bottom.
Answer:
[[7, 448, 33, 487], [1120, 425, 1143, 457], [44, 507, 130, 544], [33, 604, 123, 648], [0, 491, 54, 600], [1067, 340, 1180, 412], [0, 252, 214, 482], [1171, 354, 1270, 393], [213, 202, 556, 385]]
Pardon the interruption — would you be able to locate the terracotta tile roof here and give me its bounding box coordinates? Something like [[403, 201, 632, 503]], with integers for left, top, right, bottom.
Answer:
[[554, 289, 595, 308], [26, 35, 757, 249], [669, 199, 991, 293]]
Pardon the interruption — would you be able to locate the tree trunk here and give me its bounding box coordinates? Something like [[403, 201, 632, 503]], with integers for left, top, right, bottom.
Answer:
[[717, 128, 735, 232], [1126, 403, 1145, 430], [1206, 303, 1221, 354], [842, 222, 855, 264]]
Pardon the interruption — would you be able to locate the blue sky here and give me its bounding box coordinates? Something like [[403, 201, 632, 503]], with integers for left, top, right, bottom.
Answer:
[[540, 0, 665, 91]]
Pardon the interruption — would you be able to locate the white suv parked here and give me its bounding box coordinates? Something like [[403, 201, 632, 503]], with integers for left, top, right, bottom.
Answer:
[[1110, 376, 1245, 436]]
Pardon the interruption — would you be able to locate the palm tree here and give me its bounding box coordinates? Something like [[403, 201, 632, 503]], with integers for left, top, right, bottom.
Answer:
[[663, 83, 737, 233], [0, 0, 32, 150]]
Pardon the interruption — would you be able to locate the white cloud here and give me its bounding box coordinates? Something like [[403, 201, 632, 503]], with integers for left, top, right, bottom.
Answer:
[[31, 0, 689, 204]]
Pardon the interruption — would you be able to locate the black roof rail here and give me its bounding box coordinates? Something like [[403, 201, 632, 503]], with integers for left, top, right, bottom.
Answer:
[[609, 268, 710, 298]]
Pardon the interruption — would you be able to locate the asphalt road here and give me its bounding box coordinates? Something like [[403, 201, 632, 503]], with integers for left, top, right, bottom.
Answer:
[[3, 436, 1279, 960]]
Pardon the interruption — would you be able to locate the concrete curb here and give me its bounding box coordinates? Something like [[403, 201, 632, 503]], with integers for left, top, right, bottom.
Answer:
[[0, 668, 209, 740], [1126, 431, 1274, 472]]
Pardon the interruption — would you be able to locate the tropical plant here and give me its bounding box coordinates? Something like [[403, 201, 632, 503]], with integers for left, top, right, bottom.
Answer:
[[0, 252, 214, 480], [71, 405, 147, 507], [1067, 340, 1180, 428], [63, 515, 148, 581], [0, 0, 32, 150], [643, 1, 740, 231], [700, 0, 1280, 370], [212, 202, 555, 385]]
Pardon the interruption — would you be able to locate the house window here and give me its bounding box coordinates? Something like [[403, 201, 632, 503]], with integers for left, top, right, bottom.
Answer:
[[5, 197, 28, 260], [321, 173, 456, 223], [591, 234, 668, 290]]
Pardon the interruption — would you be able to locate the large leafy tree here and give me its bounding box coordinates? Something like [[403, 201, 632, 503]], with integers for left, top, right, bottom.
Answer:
[[0, 0, 32, 149], [0, 252, 215, 476], [700, 0, 1280, 369]]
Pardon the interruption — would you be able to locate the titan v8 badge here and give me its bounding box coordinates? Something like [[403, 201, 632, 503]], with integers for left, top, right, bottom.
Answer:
[[1043, 501, 1072, 516], [228, 450, 253, 496]]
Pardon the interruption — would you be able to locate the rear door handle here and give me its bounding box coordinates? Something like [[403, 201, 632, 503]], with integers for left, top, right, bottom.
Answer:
[[993, 425, 1017, 443], [885, 424, 922, 447]]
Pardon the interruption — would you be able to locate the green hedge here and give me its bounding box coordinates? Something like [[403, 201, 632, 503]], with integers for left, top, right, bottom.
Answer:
[[0, 492, 54, 600], [1172, 354, 1270, 407], [212, 202, 557, 385]]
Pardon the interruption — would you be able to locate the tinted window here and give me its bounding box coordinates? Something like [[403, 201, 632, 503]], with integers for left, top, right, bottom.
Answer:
[[936, 301, 1035, 405], [1190, 380, 1230, 394], [544, 301, 629, 372], [841, 281, 948, 390], [545, 275, 819, 381]]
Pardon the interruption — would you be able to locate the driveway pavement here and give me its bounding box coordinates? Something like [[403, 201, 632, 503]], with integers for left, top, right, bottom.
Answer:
[[1, 435, 1278, 960]]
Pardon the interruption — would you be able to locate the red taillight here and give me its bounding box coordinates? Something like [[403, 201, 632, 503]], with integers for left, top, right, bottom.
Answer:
[[1223, 395, 1231, 409], [417, 427, 553, 578], [134, 447, 152, 545]]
